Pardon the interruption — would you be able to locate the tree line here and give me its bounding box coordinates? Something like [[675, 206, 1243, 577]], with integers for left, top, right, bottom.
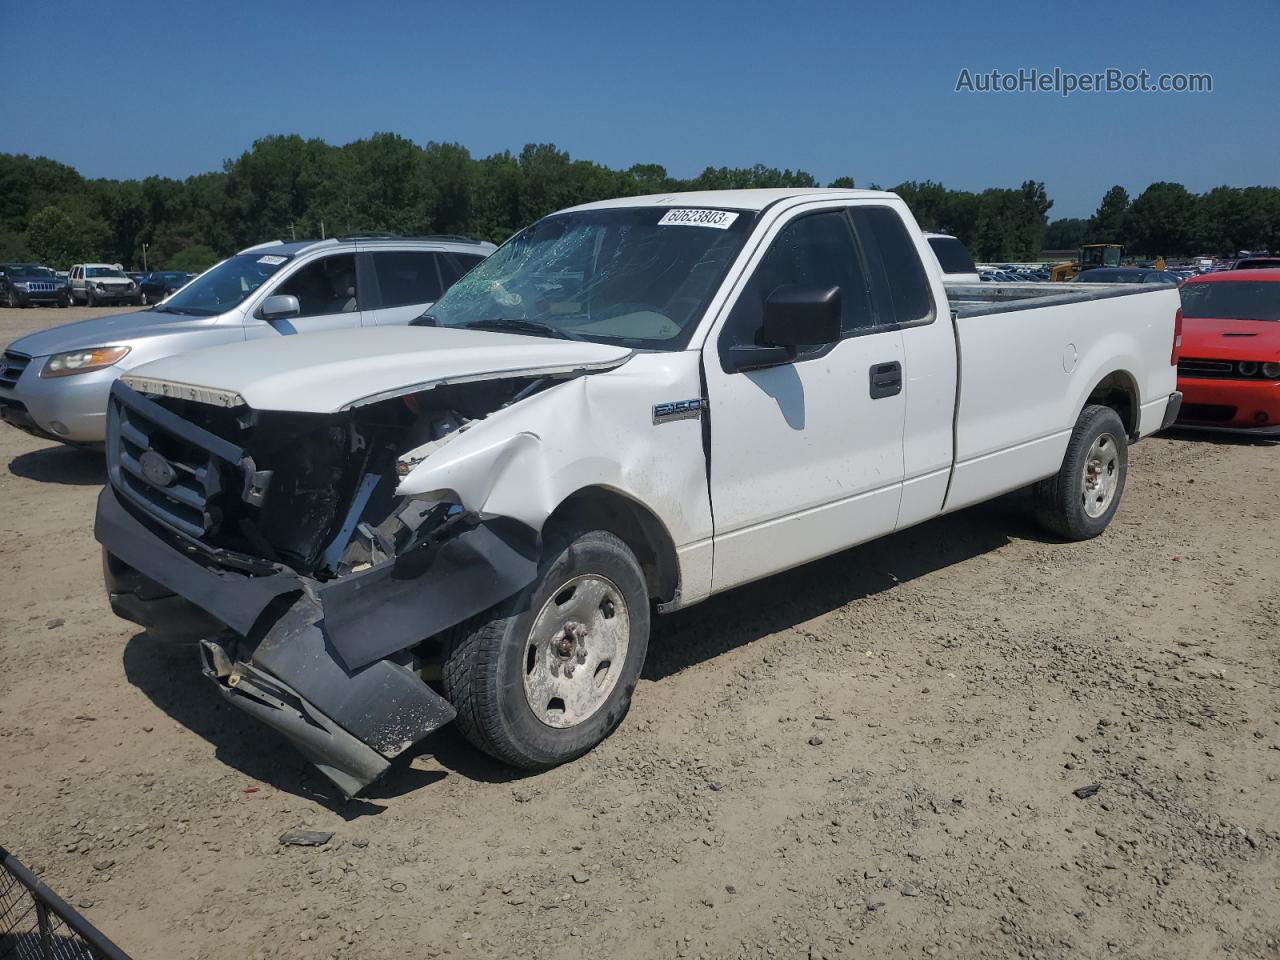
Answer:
[[1042, 183, 1280, 259], [1, 134, 1275, 271]]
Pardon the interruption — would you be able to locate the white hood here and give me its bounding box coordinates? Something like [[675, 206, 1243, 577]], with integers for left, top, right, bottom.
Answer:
[[122, 326, 634, 413]]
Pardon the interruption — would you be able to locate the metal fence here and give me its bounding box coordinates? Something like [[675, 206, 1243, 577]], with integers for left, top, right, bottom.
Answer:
[[0, 848, 131, 960]]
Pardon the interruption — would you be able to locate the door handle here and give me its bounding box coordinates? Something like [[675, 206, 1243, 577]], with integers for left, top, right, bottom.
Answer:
[[869, 361, 902, 399]]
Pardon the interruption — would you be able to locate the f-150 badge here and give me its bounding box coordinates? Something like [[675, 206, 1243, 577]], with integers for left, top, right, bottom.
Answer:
[[652, 399, 704, 425]]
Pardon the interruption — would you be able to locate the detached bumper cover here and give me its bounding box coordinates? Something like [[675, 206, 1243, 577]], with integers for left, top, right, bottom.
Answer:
[[96, 485, 539, 795]]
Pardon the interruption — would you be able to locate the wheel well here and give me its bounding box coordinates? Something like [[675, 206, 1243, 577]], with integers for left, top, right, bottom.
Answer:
[[1085, 371, 1138, 437], [544, 487, 679, 603]]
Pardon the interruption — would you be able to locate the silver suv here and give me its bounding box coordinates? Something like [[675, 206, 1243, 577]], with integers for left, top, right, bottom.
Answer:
[[0, 234, 495, 445]]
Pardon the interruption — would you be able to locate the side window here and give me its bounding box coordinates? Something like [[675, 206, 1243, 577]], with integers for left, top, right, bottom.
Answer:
[[851, 208, 934, 327], [721, 210, 874, 353], [439, 252, 485, 289], [371, 251, 443, 308], [273, 254, 358, 317]]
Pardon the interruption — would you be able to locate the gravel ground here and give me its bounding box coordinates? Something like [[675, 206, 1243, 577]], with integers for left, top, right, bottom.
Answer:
[[1, 305, 1277, 960]]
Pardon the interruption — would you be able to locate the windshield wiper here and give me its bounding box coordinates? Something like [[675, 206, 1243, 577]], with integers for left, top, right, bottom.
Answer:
[[464, 317, 583, 341]]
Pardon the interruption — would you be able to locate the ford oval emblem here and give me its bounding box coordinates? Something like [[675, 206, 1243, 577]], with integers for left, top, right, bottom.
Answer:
[[139, 449, 177, 488]]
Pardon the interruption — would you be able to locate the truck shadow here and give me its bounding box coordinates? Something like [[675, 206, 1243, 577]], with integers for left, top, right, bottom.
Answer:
[[8, 443, 105, 485], [644, 491, 1037, 681], [122, 491, 1048, 807], [120, 633, 443, 817]]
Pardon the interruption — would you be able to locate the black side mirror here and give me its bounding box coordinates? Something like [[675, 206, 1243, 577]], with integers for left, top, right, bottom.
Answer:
[[725, 285, 842, 372]]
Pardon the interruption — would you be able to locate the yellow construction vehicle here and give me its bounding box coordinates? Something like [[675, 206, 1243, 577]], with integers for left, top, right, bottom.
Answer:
[[1050, 243, 1124, 282]]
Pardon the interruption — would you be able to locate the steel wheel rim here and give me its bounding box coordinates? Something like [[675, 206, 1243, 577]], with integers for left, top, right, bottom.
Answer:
[[1081, 432, 1120, 518], [523, 574, 631, 729]]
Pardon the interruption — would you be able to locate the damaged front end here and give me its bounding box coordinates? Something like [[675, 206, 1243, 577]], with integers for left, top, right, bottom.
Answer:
[[96, 377, 553, 796]]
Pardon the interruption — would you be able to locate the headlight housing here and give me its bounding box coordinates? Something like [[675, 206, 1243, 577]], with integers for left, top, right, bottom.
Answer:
[[1263, 362, 1280, 379], [40, 346, 131, 378]]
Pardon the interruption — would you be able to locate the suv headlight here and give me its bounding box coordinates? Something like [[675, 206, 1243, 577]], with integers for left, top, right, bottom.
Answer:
[[41, 346, 131, 378], [1263, 362, 1280, 379]]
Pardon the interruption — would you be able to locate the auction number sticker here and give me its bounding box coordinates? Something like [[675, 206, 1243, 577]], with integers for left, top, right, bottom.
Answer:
[[257, 255, 288, 265], [657, 209, 739, 229]]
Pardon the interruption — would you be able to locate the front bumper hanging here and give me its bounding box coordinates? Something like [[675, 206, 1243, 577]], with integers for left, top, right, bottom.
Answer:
[[96, 484, 538, 797]]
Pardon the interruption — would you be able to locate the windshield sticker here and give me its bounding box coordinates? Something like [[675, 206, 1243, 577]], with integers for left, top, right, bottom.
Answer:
[[657, 209, 739, 230], [257, 255, 288, 266]]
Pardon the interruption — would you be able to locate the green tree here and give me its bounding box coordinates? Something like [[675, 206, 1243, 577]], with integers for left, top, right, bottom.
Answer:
[[26, 206, 83, 267], [828, 176, 855, 188], [1126, 182, 1199, 257], [1043, 217, 1088, 252], [166, 244, 220, 272], [1086, 186, 1130, 244]]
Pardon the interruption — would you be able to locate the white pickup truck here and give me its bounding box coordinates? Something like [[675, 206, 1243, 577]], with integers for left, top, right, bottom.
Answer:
[[94, 188, 1183, 796]]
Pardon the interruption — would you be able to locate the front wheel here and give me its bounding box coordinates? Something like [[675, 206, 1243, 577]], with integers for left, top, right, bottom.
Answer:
[[1033, 404, 1128, 540], [85, 290, 96, 307], [441, 529, 650, 769]]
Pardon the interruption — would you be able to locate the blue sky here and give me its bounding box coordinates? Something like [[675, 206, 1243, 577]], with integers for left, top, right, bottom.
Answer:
[[3, 0, 1277, 218]]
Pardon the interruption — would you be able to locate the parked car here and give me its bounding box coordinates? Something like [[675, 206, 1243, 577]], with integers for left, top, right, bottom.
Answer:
[[0, 263, 70, 307], [92, 188, 1182, 797], [1232, 256, 1280, 271], [923, 232, 980, 283], [0, 234, 494, 444], [137, 270, 193, 305], [67, 264, 141, 306], [1175, 268, 1280, 435], [1073, 268, 1180, 285]]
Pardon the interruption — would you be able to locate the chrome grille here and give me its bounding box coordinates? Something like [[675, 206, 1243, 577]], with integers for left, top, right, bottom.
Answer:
[[0, 350, 30, 390], [106, 382, 245, 540], [24, 280, 58, 293]]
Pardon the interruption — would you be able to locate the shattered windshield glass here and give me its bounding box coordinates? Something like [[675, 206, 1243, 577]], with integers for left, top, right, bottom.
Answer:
[[424, 207, 755, 348]]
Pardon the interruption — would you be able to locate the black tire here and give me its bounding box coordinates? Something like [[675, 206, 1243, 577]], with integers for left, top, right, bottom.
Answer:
[[57, 295, 69, 308], [4, 289, 16, 308], [1033, 404, 1128, 541], [441, 529, 650, 769], [86, 290, 96, 307]]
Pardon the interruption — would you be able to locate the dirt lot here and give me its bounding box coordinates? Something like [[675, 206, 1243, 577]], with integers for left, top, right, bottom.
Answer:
[[1, 304, 1277, 960]]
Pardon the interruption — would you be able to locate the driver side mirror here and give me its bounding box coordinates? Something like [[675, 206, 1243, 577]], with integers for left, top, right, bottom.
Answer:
[[725, 285, 842, 372], [260, 294, 300, 321]]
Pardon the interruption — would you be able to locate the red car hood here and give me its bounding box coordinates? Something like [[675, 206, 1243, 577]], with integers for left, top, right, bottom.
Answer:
[[1182, 317, 1280, 361]]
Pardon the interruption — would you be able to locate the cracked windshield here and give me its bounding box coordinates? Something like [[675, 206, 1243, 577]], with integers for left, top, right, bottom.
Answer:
[[423, 206, 754, 348]]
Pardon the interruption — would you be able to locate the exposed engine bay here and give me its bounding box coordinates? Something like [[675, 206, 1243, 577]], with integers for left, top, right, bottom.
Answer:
[[132, 374, 566, 581]]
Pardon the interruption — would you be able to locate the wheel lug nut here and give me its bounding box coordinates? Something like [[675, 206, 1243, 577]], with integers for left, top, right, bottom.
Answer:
[[577, 650, 587, 664]]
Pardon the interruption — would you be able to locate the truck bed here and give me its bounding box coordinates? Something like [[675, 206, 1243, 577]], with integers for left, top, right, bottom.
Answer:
[[945, 281, 1172, 319], [939, 280, 1181, 513]]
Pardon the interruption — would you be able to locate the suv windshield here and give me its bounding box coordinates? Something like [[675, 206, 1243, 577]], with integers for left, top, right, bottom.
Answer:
[[85, 267, 126, 278], [1180, 281, 1280, 323], [425, 207, 755, 348], [2, 264, 41, 277], [159, 253, 293, 316]]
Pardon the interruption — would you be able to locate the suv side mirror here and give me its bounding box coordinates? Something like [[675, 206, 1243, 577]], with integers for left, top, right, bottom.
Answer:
[[261, 294, 301, 321]]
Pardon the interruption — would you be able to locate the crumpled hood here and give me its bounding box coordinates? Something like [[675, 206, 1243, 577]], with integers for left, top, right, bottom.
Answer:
[[122, 325, 634, 413], [1183, 316, 1280, 360], [6, 309, 219, 359]]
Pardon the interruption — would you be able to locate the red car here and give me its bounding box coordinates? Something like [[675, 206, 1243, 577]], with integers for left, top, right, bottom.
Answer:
[[1176, 269, 1280, 435]]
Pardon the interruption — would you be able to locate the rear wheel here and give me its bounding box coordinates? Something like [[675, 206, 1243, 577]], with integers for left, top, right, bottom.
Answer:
[[1033, 404, 1128, 540], [441, 529, 650, 769]]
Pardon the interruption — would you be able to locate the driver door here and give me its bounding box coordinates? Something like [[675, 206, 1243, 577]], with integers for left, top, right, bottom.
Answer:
[[703, 205, 907, 592], [250, 253, 367, 336]]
